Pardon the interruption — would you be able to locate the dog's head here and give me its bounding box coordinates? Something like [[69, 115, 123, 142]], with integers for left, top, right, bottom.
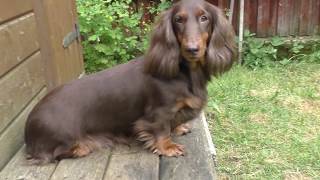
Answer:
[[145, 0, 236, 78]]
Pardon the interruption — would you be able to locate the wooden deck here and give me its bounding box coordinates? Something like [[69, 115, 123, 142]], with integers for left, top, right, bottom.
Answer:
[[0, 114, 216, 180]]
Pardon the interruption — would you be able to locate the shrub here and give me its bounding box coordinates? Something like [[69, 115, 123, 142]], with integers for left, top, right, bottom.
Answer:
[[77, 0, 145, 72], [242, 30, 320, 69], [77, 0, 173, 73]]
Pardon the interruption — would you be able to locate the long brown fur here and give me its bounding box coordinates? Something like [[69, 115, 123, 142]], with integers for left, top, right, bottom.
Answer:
[[25, 0, 236, 164]]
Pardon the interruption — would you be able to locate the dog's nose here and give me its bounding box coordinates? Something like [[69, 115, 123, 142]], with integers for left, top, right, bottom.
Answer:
[[186, 46, 200, 54]]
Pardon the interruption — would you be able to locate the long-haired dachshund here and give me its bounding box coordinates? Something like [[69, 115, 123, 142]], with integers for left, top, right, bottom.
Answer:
[[25, 0, 236, 164]]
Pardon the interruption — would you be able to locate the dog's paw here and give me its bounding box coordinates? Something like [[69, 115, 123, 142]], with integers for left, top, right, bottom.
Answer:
[[153, 137, 185, 157], [153, 143, 184, 157]]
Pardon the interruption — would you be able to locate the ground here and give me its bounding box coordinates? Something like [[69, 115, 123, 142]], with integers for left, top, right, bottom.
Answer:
[[206, 62, 320, 179]]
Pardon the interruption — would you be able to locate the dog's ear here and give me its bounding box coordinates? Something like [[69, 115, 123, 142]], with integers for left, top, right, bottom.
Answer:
[[144, 8, 180, 79], [205, 3, 237, 76]]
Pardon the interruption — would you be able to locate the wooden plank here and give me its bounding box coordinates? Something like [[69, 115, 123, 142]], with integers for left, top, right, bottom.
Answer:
[[0, 146, 57, 180], [0, 88, 47, 170], [289, 0, 300, 35], [319, 0, 320, 35], [32, 0, 84, 90], [70, 0, 85, 76], [257, 0, 272, 37], [0, 13, 40, 77], [217, 0, 229, 10], [0, 0, 33, 24], [255, 0, 279, 37], [50, 149, 111, 180], [207, 0, 218, 6], [0, 52, 45, 134], [244, 0, 258, 34], [159, 114, 216, 180], [308, 0, 320, 35], [299, 0, 311, 35], [277, 0, 293, 36], [269, 0, 279, 36], [104, 145, 159, 180]]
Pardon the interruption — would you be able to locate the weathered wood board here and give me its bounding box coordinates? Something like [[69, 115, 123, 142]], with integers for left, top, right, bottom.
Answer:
[[0, 0, 33, 24], [0, 13, 39, 77], [50, 149, 111, 180], [32, 0, 84, 89], [0, 52, 45, 134], [104, 145, 160, 180], [152, 0, 320, 37], [159, 115, 216, 180], [0, 88, 47, 170], [0, 146, 57, 180]]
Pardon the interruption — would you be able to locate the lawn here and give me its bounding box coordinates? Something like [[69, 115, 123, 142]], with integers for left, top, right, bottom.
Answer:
[[206, 62, 320, 179]]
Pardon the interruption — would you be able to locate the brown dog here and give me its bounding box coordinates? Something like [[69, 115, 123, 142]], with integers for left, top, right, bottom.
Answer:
[[25, 0, 236, 164]]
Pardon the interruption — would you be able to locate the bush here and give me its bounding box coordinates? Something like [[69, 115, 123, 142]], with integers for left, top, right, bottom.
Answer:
[[242, 30, 320, 69], [77, 0, 145, 72], [77, 0, 173, 73]]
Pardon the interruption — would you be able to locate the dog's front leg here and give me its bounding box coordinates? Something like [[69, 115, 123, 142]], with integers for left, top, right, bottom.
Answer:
[[134, 110, 185, 157]]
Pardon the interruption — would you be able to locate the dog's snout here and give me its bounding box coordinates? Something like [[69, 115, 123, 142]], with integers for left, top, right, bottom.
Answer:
[[186, 44, 200, 54]]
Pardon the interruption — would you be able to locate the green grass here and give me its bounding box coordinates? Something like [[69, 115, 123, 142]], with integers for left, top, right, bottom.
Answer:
[[206, 62, 320, 179]]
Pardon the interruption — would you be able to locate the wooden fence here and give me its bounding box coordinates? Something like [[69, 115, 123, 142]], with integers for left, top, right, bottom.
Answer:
[[209, 0, 320, 37], [137, 0, 320, 38]]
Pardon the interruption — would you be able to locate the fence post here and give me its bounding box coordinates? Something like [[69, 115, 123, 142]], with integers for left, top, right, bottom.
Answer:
[[238, 0, 245, 64]]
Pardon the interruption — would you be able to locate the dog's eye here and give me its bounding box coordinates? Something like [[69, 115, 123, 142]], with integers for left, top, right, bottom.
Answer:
[[174, 16, 183, 24], [200, 15, 208, 22]]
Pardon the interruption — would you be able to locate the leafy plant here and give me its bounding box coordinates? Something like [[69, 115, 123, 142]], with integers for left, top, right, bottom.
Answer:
[[242, 30, 320, 69], [242, 30, 284, 69], [77, 0, 148, 72], [149, 0, 173, 14], [77, 0, 174, 73]]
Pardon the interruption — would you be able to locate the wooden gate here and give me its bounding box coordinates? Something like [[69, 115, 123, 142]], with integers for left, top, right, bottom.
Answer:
[[0, 0, 83, 169], [32, 0, 84, 89]]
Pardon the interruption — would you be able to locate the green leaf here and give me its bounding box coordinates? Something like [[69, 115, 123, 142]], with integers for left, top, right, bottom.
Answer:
[[270, 36, 284, 46], [88, 35, 98, 41]]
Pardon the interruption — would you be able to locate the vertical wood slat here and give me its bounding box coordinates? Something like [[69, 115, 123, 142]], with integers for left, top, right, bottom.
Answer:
[[257, 0, 278, 37], [309, 0, 320, 35], [299, 0, 311, 35], [232, 0, 239, 35], [207, 0, 218, 6], [31, 0, 84, 90], [290, 0, 301, 35], [217, 0, 230, 10], [257, 0, 271, 37], [277, 0, 292, 36], [70, 0, 85, 76], [318, 0, 320, 35], [270, 0, 279, 36], [244, 0, 258, 34]]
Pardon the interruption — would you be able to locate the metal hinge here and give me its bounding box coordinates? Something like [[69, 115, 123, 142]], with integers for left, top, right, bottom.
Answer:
[[63, 23, 80, 48]]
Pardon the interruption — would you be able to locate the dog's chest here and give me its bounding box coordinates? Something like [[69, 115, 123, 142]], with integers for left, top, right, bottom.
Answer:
[[171, 97, 205, 128]]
